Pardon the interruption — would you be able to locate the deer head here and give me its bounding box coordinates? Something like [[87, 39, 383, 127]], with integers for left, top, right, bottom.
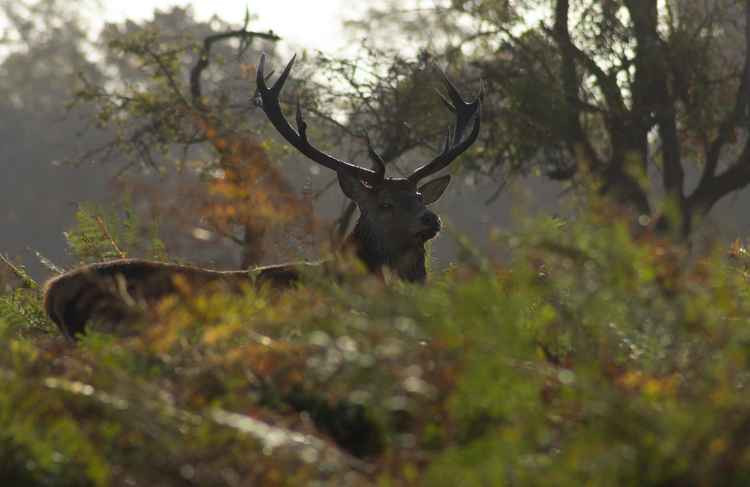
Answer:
[[255, 54, 481, 282]]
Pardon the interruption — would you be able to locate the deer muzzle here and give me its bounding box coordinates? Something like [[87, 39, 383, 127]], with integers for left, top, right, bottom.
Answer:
[[414, 211, 441, 241]]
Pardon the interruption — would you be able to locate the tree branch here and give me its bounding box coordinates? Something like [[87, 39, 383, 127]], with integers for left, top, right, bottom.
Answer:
[[551, 0, 603, 170], [689, 141, 750, 214], [544, 17, 627, 116], [700, 0, 750, 185], [624, 0, 684, 201], [685, 0, 750, 220], [144, 45, 192, 110], [0, 254, 38, 290], [189, 28, 280, 110]]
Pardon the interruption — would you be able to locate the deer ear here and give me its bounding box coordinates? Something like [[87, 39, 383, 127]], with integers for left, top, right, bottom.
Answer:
[[419, 175, 451, 205], [338, 172, 369, 202]]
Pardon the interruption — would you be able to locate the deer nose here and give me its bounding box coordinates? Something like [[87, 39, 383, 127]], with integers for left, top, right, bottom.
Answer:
[[421, 212, 440, 230]]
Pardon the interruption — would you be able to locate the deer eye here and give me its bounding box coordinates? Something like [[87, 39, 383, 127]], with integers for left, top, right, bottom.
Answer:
[[378, 202, 394, 210]]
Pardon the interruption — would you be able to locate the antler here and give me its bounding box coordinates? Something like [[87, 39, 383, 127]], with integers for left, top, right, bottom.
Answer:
[[409, 70, 481, 183], [256, 54, 385, 186]]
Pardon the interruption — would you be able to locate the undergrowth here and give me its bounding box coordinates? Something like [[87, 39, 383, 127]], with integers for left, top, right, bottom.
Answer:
[[1, 206, 750, 486]]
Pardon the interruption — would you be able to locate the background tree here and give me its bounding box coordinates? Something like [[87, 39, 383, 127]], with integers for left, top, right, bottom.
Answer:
[[76, 7, 322, 268], [345, 0, 750, 237], [0, 0, 113, 277], [0, 3, 325, 277]]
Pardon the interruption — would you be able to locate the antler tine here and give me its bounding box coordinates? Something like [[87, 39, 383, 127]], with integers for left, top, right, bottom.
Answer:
[[270, 52, 295, 94], [409, 70, 481, 183], [440, 68, 480, 145], [363, 132, 386, 184], [256, 53, 380, 184]]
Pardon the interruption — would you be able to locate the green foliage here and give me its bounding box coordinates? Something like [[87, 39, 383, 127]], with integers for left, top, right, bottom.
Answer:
[[0, 257, 53, 339], [64, 199, 167, 264], [0, 287, 52, 338], [2, 208, 750, 484], [73, 7, 272, 171]]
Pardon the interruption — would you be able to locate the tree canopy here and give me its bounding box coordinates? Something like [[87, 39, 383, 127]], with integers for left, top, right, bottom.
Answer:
[[346, 0, 750, 237]]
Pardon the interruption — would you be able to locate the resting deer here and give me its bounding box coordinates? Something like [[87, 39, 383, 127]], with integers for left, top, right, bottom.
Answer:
[[43, 54, 481, 340]]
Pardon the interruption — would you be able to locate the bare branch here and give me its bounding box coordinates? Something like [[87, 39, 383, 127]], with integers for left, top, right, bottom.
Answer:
[[550, 0, 605, 171], [624, 0, 684, 200], [95, 216, 127, 259], [543, 15, 627, 116], [700, 0, 750, 184], [689, 142, 750, 214], [189, 28, 280, 110], [0, 254, 38, 290], [685, 0, 750, 220]]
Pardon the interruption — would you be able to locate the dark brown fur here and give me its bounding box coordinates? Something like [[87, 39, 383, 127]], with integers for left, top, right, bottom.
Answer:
[[43, 259, 311, 340]]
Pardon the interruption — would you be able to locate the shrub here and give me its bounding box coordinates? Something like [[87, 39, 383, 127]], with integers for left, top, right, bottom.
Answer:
[[1, 207, 750, 485]]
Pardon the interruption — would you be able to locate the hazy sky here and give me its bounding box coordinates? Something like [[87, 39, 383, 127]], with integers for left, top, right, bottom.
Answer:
[[100, 1, 356, 54]]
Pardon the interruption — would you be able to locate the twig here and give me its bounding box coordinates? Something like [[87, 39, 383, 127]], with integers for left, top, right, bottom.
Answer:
[[0, 254, 38, 290], [144, 45, 192, 109], [32, 250, 65, 275], [95, 216, 127, 259]]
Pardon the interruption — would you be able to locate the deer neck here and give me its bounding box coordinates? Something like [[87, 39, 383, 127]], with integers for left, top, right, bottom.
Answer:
[[348, 219, 427, 283]]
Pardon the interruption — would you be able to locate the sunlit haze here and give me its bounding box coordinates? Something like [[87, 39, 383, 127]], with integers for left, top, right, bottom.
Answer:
[[99, 0, 356, 54]]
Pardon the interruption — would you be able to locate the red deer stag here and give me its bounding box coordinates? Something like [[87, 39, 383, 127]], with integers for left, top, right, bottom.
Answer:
[[43, 54, 481, 340]]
